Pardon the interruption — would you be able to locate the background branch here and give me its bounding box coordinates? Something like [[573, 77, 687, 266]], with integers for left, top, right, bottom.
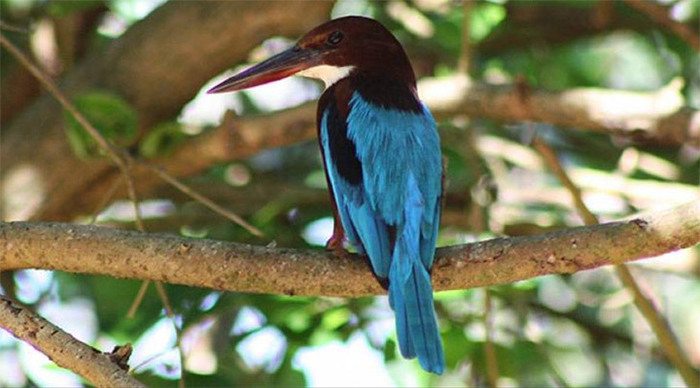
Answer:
[[623, 0, 700, 50], [478, 1, 698, 55], [18, 75, 696, 223], [3, 2, 696, 224], [1, 1, 333, 222], [531, 137, 699, 387], [2, 200, 698, 297], [0, 296, 144, 387], [421, 77, 697, 147], [1, 24, 265, 234]]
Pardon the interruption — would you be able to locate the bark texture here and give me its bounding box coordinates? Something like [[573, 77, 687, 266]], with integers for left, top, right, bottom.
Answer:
[[0, 296, 144, 387], [2, 200, 698, 297]]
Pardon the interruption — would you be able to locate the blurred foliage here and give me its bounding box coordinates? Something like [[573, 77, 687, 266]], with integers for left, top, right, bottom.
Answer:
[[63, 91, 138, 159], [139, 121, 188, 158], [46, 0, 103, 17], [1, 0, 699, 387]]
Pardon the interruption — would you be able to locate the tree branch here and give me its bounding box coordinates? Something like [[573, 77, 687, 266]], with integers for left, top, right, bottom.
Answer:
[[479, 1, 699, 55], [2, 200, 698, 297], [623, 0, 700, 51], [0, 296, 144, 387], [66, 106, 317, 223], [35, 74, 698, 223], [420, 76, 698, 147], [3, 2, 696, 224]]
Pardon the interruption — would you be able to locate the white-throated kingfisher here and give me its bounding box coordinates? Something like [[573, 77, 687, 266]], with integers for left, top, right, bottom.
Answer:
[[208, 16, 444, 374]]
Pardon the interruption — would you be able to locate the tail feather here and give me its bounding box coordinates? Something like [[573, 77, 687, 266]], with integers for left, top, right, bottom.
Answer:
[[387, 173, 444, 374], [389, 198, 445, 374], [389, 280, 415, 358], [389, 260, 444, 374], [407, 265, 444, 373]]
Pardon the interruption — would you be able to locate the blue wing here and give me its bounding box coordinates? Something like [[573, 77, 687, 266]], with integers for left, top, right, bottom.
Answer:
[[320, 89, 444, 373]]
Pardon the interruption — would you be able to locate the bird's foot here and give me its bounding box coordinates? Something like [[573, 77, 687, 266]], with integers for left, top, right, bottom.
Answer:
[[325, 223, 346, 252], [325, 233, 346, 253]]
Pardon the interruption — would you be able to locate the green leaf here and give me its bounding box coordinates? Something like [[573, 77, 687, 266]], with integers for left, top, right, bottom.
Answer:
[[63, 91, 138, 159], [442, 325, 475, 368], [383, 338, 397, 362], [471, 3, 506, 43], [139, 121, 187, 158], [320, 307, 350, 331]]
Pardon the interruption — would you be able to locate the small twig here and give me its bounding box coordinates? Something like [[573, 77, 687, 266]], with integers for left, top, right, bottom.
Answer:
[[531, 138, 597, 225], [119, 162, 164, 325], [483, 289, 499, 387], [125, 281, 150, 319], [531, 136, 699, 388], [87, 179, 123, 225], [123, 166, 184, 386], [0, 34, 129, 172], [131, 346, 180, 373], [613, 264, 698, 386], [1, 32, 202, 386], [463, 127, 500, 385], [152, 283, 173, 317], [139, 160, 264, 237], [2, 27, 258, 280], [0, 20, 30, 34], [0, 31, 261, 237], [124, 276, 184, 385], [0, 296, 145, 387], [153, 281, 186, 388], [124, 163, 183, 387], [2, 24, 162, 321], [458, 0, 474, 75], [624, 0, 700, 51], [123, 164, 146, 232]]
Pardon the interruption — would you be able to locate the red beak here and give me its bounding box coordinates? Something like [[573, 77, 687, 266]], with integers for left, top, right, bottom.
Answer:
[[207, 46, 321, 93]]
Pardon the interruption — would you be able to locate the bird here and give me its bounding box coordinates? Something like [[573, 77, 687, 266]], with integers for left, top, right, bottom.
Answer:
[[208, 16, 444, 374]]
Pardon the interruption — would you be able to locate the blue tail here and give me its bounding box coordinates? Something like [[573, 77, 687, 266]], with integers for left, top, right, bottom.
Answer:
[[388, 176, 444, 374], [389, 262, 444, 374]]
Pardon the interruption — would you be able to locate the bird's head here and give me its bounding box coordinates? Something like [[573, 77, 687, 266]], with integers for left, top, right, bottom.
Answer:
[[207, 16, 415, 94]]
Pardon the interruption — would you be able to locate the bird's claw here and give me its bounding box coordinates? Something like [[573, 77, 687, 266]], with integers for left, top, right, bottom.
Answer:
[[325, 233, 345, 253]]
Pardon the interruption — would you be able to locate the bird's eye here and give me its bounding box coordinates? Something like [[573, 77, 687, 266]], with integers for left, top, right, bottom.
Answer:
[[327, 31, 343, 46]]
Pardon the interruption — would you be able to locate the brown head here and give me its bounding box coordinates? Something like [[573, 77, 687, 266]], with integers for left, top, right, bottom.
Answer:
[[207, 16, 415, 94]]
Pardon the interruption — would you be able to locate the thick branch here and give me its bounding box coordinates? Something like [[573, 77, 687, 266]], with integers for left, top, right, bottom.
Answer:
[[0, 296, 144, 387], [2, 200, 698, 297]]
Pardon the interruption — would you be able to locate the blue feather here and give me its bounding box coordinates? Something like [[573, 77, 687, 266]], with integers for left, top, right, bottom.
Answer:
[[321, 91, 444, 373], [389, 174, 444, 373]]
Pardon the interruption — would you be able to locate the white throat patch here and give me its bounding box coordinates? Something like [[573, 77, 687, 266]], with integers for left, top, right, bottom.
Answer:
[[297, 65, 355, 88]]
